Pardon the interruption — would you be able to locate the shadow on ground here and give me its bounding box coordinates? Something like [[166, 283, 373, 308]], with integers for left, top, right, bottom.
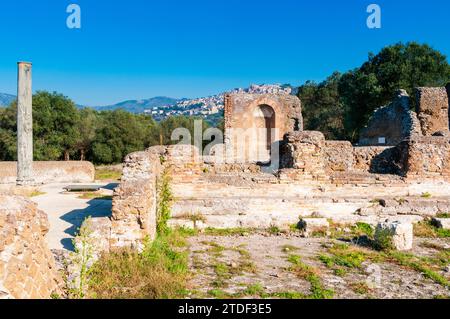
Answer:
[[60, 196, 113, 251]]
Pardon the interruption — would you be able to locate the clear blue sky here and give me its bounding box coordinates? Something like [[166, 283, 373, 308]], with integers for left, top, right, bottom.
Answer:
[[0, 0, 449, 106]]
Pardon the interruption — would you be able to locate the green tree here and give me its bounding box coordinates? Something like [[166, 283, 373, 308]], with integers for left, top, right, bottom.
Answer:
[[298, 72, 346, 140], [32, 91, 80, 160], [338, 42, 450, 141]]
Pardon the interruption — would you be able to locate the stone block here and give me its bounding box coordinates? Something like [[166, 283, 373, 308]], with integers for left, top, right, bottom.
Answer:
[[431, 218, 450, 230], [297, 218, 330, 236]]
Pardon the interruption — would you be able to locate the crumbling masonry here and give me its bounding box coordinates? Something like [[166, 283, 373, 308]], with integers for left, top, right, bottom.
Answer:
[[80, 86, 450, 251]]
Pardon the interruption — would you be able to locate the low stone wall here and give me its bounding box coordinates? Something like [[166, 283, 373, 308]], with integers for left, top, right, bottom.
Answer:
[[280, 131, 326, 178], [109, 145, 201, 250], [0, 161, 95, 184], [0, 196, 62, 299], [323, 141, 353, 172], [397, 136, 450, 179], [352, 146, 398, 174]]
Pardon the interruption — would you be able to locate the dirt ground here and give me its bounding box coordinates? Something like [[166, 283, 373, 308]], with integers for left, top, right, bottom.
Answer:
[[185, 232, 450, 299]]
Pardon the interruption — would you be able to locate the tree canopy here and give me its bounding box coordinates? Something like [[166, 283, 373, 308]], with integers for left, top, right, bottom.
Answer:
[[299, 42, 450, 141]]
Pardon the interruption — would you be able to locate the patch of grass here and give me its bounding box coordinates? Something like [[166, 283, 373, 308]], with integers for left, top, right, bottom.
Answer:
[[436, 212, 450, 218], [95, 169, 122, 181], [349, 282, 371, 295], [373, 228, 394, 251], [78, 192, 112, 200], [87, 229, 189, 299], [187, 213, 206, 229], [208, 289, 229, 298], [203, 227, 254, 236], [241, 284, 267, 297], [353, 223, 374, 237], [414, 221, 450, 238], [29, 190, 46, 197], [287, 254, 334, 299], [268, 225, 281, 235], [421, 192, 432, 199], [386, 251, 450, 288], [270, 291, 306, 299]]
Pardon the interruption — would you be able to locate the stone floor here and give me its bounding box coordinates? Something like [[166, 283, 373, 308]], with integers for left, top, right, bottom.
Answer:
[[186, 232, 450, 299], [31, 183, 115, 251]]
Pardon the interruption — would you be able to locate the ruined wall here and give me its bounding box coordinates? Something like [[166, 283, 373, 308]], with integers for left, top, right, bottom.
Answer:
[[396, 136, 450, 179], [416, 87, 449, 136], [110, 145, 201, 250], [323, 141, 353, 172], [0, 161, 95, 184], [110, 147, 164, 250], [0, 196, 61, 299], [280, 131, 326, 179], [224, 93, 303, 163], [359, 90, 421, 146]]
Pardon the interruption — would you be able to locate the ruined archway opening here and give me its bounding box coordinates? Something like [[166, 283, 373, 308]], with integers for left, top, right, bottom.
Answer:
[[253, 104, 276, 162]]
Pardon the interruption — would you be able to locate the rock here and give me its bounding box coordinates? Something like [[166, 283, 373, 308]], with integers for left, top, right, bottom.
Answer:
[[297, 218, 329, 236], [375, 221, 413, 251], [431, 218, 450, 230], [443, 265, 450, 273]]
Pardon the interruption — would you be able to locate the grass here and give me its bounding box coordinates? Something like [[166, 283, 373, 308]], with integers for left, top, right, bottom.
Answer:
[[421, 192, 432, 198], [414, 221, 450, 238], [86, 229, 189, 299], [386, 251, 450, 288], [77, 192, 112, 200], [436, 212, 450, 218], [29, 190, 46, 197], [349, 282, 371, 295], [287, 254, 334, 299], [203, 227, 254, 236], [318, 243, 369, 276], [95, 168, 122, 181]]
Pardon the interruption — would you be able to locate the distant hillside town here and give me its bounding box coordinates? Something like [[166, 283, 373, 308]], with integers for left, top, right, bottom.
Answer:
[[0, 84, 297, 124], [142, 84, 296, 121]]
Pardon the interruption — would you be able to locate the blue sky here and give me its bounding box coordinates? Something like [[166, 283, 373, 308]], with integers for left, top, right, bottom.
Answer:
[[0, 0, 449, 105]]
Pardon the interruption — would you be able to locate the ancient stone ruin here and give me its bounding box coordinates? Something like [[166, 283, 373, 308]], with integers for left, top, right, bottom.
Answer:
[[0, 196, 62, 298], [82, 85, 450, 252]]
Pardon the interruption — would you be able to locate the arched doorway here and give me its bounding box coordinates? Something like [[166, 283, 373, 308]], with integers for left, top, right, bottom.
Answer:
[[253, 104, 276, 160]]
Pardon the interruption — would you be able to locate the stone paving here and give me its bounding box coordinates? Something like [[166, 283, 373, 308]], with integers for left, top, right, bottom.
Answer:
[[31, 183, 114, 251]]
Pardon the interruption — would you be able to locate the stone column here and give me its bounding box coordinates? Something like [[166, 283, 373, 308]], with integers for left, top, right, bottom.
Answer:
[[16, 62, 34, 185]]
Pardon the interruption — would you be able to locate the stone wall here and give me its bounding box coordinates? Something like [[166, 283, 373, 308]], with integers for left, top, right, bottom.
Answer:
[[280, 131, 326, 179], [415, 87, 449, 136], [224, 93, 303, 163], [323, 141, 353, 172], [0, 196, 61, 299], [110, 147, 164, 250], [396, 136, 450, 179], [0, 161, 95, 184], [359, 90, 421, 146], [109, 145, 201, 250]]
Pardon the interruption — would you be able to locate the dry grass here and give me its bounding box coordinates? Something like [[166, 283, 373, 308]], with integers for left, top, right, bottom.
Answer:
[[95, 168, 122, 181], [86, 230, 189, 299], [78, 192, 112, 200]]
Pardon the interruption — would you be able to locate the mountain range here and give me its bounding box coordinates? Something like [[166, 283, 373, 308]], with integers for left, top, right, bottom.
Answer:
[[0, 93, 16, 107], [0, 84, 297, 116]]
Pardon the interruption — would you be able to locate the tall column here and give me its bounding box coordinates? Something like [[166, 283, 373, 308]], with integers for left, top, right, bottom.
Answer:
[[16, 62, 34, 185]]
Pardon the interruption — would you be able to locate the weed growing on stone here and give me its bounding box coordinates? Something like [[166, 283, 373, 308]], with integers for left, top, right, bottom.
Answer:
[[157, 170, 173, 236]]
